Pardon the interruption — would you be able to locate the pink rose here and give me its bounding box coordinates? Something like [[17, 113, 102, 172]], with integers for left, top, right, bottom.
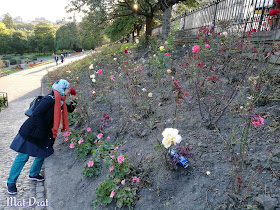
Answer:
[[110, 75, 114, 81], [166, 52, 170, 56], [75, 121, 78, 125], [88, 160, 94, 167], [74, 108, 77, 112], [78, 139, 84, 144], [70, 143, 75, 148], [110, 190, 115, 198], [97, 69, 103, 74], [136, 178, 139, 183], [94, 140, 98, 145], [110, 156, 115, 159], [64, 137, 69, 141], [87, 127, 91, 132], [121, 180, 125, 185], [63, 131, 72, 137], [109, 166, 114, 172], [192, 45, 200, 53], [252, 117, 264, 125], [209, 24, 214, 27], [107, 136, 110, 140], [97, 133, 103, 139], [133, 176, 137, 181], [205, 44, 210, 49], [117, 155, 125, 163]]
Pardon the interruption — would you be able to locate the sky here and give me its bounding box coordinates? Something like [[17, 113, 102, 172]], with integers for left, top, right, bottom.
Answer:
[[0, 0, 82, 22]]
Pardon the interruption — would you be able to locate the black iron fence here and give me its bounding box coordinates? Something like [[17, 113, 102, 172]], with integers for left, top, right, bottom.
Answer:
[[152, 0, 276, 36]]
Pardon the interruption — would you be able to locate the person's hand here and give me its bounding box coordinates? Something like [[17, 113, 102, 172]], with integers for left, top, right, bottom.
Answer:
[[71, 94, 78, 100]]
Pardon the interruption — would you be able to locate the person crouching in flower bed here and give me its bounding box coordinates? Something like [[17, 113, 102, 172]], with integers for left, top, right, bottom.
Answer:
[[6, 79, 78, 195]]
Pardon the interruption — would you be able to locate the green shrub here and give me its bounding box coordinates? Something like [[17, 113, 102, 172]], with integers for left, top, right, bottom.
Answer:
[[9, 57, 21, 65], [14, 57, 21, 64], [2, 56, 13, 60], [82, 158, 102, 177], [9, 58, 17, 65], [24, 58, 31, 63], [93, 178, 117, 209], [0, 96, 8, 108], [29, 56, 37, 61], [0, 60, 5, 69]]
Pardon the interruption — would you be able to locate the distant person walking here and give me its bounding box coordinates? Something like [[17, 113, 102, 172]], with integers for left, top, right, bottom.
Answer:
[[61, 54, 64, 63], [55, 55, 59, 65]]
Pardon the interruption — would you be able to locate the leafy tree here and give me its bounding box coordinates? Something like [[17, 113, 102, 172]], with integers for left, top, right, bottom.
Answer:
[[68, 0, 198, 41], [2, 13, 15, 29], [78, 14, 106, 50], [0, 22, 11, 54], [34, 25, 55, 54], [105, 14, 143, 42], [42, 33, 55, 53], [27, 34, 37, 54], [55, 22, 82, 51], [11, 31, 27, 55]]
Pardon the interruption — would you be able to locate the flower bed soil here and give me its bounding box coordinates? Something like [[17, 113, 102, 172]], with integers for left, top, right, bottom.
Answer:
[[44, 46, 280, 210]]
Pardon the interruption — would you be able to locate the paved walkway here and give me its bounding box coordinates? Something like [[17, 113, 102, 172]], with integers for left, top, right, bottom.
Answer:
[[0, 52, 90, 210]]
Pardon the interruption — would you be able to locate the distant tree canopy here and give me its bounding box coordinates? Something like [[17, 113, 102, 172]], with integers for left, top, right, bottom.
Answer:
[[2, 13, 15, 29], [15, 23, 35, 31], [78, 15, 104, 50], [56, 22, 82, 51], [34, 25, 56, 53], [11, 31, 27, 55], [0, 22, 11, 54], [0, 13, 101, 55]]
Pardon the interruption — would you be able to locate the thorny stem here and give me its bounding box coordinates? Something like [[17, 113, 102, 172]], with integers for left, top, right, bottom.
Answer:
[[172, 103, 178, 128], [194, 79, 204, 121], [213, 87, 239, 125], [244, 142, 280, 200]]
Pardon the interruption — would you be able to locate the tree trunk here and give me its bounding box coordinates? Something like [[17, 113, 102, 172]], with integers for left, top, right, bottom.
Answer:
[[132, 30, 135, 43], [162, 8, 172, 37], [145, 15, 153, 41]]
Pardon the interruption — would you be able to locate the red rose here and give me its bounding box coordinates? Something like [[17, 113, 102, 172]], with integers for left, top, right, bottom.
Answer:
[[70, 88, 76, 95], [276, 0, 280, 4], [251, 29, 257, 32], [124, 49, 129, 54], [269, 9, 280, 16]]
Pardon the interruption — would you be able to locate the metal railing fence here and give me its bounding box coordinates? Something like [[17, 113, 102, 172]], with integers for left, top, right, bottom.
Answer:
[[152, 0, 277, 36]]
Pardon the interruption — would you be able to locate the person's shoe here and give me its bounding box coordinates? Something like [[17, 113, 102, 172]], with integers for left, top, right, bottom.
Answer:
[[7, 183, 17, 195], [28, 174, 45, 182]]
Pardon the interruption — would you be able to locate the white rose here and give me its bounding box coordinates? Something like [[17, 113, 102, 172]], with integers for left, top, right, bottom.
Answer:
[[162, 128, 182, 148]]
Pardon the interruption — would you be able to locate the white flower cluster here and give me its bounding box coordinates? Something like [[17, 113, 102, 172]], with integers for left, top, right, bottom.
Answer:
[[90, 74, 96, 83], [162, 128, 182, 148]]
